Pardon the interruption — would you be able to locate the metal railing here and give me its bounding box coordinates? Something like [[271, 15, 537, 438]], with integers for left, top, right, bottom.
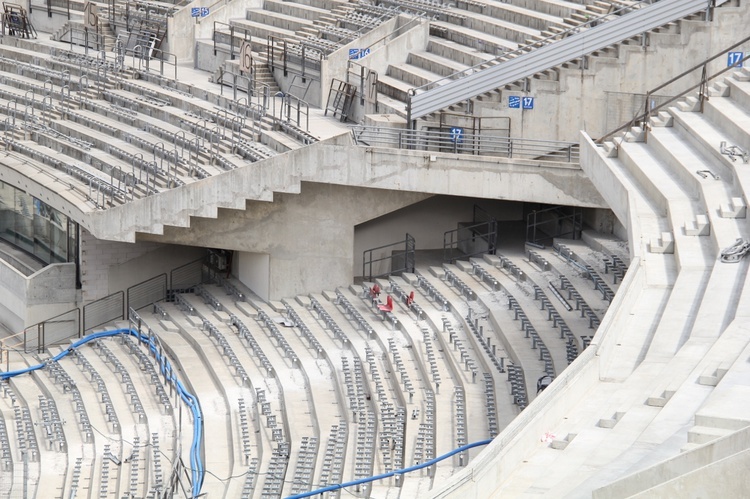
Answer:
[[82, 290, 124, 332], [60, 22, 117, 55], [279, 93, 310, 132], [351, 126, 579, 162], [363, 233, 416, 281], [597, 31, 750, 144], [444, 220, 497, 263], [127, 273, 167, 312], [347, 60, 378, 108], [126, 45, 178, 80], [7, 308, 81, 358], [212, 21, 253, 64], [267, 35, 324, 82], [170, 257, 205, 292], [407, 0, 725, 122], [526, 205, 582, 246], [0, 257, 215, 357]]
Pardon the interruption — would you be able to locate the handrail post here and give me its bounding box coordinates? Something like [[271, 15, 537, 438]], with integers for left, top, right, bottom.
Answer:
[[699, 64, 708, 112], [230, 26, 235, 60], [283, 40, 288, 77]]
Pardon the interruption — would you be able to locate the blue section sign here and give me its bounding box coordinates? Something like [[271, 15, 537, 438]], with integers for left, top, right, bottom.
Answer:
[[450, 127, 464, 144], [349, 48, 371, 60], [508, 96, 520, 108], [522, 96, 535, 110], [728, 51, 744, 68], [191, 6, 209, 17]]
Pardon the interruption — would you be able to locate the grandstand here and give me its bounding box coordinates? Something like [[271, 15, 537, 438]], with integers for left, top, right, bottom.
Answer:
[[0, 0, 748, 497]]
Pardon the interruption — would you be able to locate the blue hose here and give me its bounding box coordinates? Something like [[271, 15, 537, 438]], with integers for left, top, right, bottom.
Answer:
[[285, 438, 494, 499], [0, 328, 205, 497]]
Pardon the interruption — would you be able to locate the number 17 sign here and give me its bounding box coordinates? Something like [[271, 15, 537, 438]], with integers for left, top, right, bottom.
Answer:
[[728, 51, 744, 68]]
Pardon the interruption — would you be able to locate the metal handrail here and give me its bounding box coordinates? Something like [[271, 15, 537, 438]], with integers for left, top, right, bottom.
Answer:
[[267, 34, 324, 81], [351, 125, 579, 162], [363, 233, 415, 281], [597, 31, 750, 144], [124, 45, 178, 80], [212, 21, 254, 65], [11, 307, 81, 357], [281, 93, 310, 131]]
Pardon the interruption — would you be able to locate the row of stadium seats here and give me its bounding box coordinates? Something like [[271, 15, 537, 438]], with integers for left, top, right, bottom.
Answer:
[[0, 40, 298, 214], [1, 236, 620, 497]]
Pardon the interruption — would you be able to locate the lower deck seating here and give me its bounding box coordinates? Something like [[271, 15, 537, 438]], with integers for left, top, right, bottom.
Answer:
[[0, 235, 623, 497]]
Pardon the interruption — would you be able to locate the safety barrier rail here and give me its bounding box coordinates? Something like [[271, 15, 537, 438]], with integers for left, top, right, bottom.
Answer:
[[351, 125, 579, 162], [212, 21, 258, 68], [267, 34, 324, 82], [363, 233, 415, 281]]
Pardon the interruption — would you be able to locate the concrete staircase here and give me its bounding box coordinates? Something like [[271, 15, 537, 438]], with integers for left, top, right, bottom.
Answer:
[[473, 65, 750, 496], [372, 0, 690, 121]]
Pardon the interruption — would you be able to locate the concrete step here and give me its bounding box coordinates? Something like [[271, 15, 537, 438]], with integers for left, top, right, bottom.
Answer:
[[464, 0, 565, 32], [725, 76, 750, 111], [426, 38, 496, 67], [388, 63, 445, 89], [687, 425, 734, 444], [229, 18, 296, 41], [720, 196, 747, 218], [376, 74, 411, 103], [263, 0, 328, 20], [408, 50, 469, 78], [649, 232, 674, 254], [430, 20, 518, 54], [684, 214, 710, 236], [246, 8, 315, 33], [649, 111, 674, 128], [645, 125, 742, 253]]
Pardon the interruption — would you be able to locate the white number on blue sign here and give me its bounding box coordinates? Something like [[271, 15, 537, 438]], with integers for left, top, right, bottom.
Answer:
[[450, 127, 464, 143], [728, 52, 744, 68]]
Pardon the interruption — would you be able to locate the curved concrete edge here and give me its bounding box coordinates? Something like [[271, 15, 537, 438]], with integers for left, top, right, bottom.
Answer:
[[427, 258, 644, 498], [593, 424, 750, 498]]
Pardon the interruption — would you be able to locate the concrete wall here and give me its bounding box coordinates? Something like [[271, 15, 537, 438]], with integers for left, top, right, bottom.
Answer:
[[140, 182, 430, 300], [108, 243, 205, 295], [629, 448, 750, 498], [8, 132, 605, 299], [82, 134, 606, 245], [0, 260, 76, 332], [271, 16, 430, 110], [353, 196, 523, 276], [579, 132, 644, 261], [593, 425, 750, 498], [236, 251, 269, 300], [168, 0, 263, 61], [80, 228, 205, 301], [331, 16, 430, 122], [29, 7, 82, 35], [468, 4, 750, 143]]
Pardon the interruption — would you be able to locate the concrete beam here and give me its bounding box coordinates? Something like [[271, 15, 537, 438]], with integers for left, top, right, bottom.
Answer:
[[138, 182, 430, 299]]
